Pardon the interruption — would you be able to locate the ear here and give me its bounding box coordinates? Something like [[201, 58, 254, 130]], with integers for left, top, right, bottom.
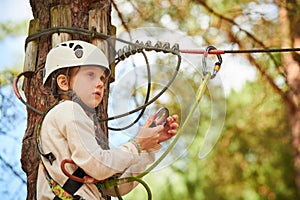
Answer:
[[56, 74, 69, 91]]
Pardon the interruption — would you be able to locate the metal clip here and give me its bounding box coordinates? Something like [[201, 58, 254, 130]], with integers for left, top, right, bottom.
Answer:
[[150, 107, 169, 127], [202, 45, 223, 79]]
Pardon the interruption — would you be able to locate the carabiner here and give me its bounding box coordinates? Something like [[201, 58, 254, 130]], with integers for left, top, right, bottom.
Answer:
[[61, 159, 103, 184], [202, 45, 223, 79], [150, 107, 169, 127]]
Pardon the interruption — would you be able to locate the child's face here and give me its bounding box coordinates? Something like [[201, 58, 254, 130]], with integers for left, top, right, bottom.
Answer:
[[70, 66, 108, 108]]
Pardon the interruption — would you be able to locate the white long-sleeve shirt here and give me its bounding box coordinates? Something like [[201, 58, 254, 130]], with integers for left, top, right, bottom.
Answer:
[[37, 100, 158, 199]]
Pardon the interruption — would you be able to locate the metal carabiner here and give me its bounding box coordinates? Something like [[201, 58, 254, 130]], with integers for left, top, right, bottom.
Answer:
[[150, 107, 169, 127], [202, 45, 223, 79]]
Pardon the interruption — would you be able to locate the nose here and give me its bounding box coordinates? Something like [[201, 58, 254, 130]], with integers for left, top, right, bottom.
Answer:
[[96, 79, 104, 88]]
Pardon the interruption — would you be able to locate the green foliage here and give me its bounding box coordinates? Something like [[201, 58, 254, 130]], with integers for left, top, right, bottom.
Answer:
[[124, 78, 298, 199], [0, 19, 27, 86], [203, 79, 296, 200], [0, 20, 27, 40], [0, 67, 20, 86]]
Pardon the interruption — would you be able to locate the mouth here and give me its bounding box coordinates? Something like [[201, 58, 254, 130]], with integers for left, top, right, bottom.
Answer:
[[93, 91, 102, 98]]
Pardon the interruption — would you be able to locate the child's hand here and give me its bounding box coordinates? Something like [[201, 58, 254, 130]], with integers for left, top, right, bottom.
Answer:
[[135, 115, 164, 151], [158, 114, 179, 143]]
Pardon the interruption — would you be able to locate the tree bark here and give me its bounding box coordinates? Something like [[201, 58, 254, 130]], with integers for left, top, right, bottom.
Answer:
[[278, 0, 300, 193], [21, 0, 112, 199]]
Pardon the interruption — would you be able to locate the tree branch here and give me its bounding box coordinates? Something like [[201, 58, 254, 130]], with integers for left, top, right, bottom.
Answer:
[[111, 0, 131, 38], [194, 0, 289, 102], [0, 154, 26, 184]]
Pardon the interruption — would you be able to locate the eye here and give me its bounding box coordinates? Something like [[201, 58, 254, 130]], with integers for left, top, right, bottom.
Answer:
[[87, 72, 95, 79], [100, 75, 107, 82]]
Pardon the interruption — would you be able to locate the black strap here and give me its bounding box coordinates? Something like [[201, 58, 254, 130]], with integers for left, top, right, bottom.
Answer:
[[53, 167, 86, 200]]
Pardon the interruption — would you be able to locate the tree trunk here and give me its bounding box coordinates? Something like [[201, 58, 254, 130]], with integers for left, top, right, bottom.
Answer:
[[21, 0, 113, 199], [278, 0, 300, 193]]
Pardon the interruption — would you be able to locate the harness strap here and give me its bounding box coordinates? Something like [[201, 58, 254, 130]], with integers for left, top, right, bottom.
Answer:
[[53, 167, 86, 200], [40, 160, 73, 200], [36, 104, 84, 200]]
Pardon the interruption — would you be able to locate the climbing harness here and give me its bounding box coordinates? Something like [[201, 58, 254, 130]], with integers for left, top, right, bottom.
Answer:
[[36, 103, 112, 200], [36, 105, 81, 200]]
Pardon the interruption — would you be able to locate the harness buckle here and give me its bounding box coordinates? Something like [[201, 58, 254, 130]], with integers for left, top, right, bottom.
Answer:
[[42, 152, 56, 165]]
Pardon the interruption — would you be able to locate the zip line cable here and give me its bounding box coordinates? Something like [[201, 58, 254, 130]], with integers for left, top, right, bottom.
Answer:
[[25, 27, 300, 55], [180, 47, 300, 54]]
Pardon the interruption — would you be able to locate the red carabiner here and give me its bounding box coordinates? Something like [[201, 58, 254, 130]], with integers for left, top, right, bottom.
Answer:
[[61, 159, 103, 184]]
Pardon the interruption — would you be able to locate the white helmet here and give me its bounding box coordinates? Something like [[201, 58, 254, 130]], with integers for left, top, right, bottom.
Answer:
[[43, 40, 110, 85]]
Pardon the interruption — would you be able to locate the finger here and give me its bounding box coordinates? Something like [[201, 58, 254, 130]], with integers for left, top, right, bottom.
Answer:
[[166, 115, 178, 124], [155, 125, 164, 132], [167, 129, 177, 135], [170, 122, 179, 129], [137, 127, 159, 139], [170, 114, 179, 121], [143, 114, 157, 128]]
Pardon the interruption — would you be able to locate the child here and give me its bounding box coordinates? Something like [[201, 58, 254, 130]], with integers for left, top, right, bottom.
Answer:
[[36, 40, 179, 199]]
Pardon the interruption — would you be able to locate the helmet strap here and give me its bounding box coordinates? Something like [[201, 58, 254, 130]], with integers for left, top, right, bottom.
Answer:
[[66, 90, 97, 114], [49, 76, 57, 95]]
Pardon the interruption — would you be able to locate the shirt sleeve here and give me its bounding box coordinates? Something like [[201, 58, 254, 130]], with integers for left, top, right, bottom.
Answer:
[[55, 101, 157, 181], [101, 150, 156, 196], [103, 144, 163, 197]]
